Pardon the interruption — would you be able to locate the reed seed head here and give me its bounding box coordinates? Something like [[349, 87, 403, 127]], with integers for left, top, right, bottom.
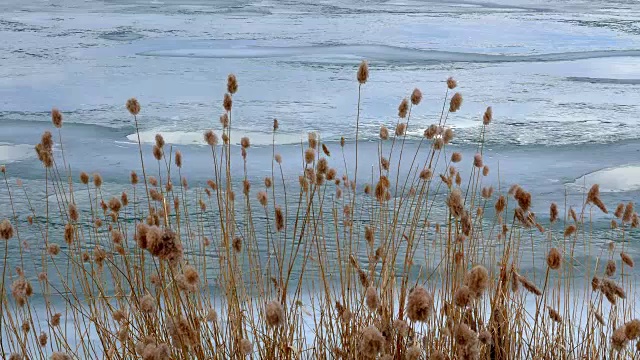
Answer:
[[380, 125, 389, 140], [126, 98, 141, 115], [305, 148, 315, 164], [357, 60, 369, 84], [1, 219, 14, 240], [398, 98, 409, 118], [465, 265, 489, 297], [359, 325, 384, 359], [265, 300, 285, 327], [365, 286, 379, 310], [447, 77, 457, 89], [483, 106, 492, 125], [449, 93, 463, 112], [240, 339, 253, 355], [473, 153, 483, 168], [454, 285, 473, 307], [52, 108, 63, 128], [411, 88, 422, 105], [227, 73, 238, 94], [204, 130, 218, 146], [275, 206, 284, 232], [547, 248, 562, 270], [241, 136, 250, 149], [605, 260, 616, 277], [175, 150, 183, 167], [621, 252, 634, 268], [407, 286, 433, 322], [223, 93, 232, 112]]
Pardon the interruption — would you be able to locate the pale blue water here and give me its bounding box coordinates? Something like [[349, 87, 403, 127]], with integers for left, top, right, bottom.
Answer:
[[1, 1, 640, 352]]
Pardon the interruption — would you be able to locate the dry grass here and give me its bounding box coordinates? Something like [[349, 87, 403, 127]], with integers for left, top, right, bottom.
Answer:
[[1, 64, 639, 360]]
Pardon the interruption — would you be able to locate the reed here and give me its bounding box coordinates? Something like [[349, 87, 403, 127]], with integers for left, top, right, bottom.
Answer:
[[0, 64, 638, 360]]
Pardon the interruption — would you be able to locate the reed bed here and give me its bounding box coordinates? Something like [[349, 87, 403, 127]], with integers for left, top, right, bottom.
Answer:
[[1, 62, 639, 359]]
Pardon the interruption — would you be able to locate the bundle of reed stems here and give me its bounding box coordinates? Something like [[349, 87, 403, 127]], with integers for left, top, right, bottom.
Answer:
[[1, 61, 639, 359]]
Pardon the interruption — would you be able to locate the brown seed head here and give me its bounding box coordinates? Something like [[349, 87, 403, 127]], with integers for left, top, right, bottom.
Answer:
[[621, 252, 634, 268], [359, 325, 384, 358], [223, 93, 232, 112], [465, 265, 489, 297], [241, 136, 250, 149], [365, 286, 379, 310], [547, 247, 562, 270], [605, 260, 617, 277], [447, 77, 457, 89], [52, 108, 63, 128], [411, 88, 422, 105], [449, 93, 463, 112], [265, 300, 285, 327], [398, 98, 409, 118], [1, 219, 14, 240], [204, 130, 218, 146], [357, 60, 369, 84], [483, 106, 492, 125], [227, 73, 238, 94], [126, 98, 141, 116], [406, 286, 433, 322]]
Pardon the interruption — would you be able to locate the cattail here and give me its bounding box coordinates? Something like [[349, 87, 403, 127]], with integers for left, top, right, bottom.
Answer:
[[454, 323, 477, 347], [518, 274, 542, 296], [92, 173, 102, 188], [547, 248, 562, 270], [1, 219, 14, 240], [380, 157, 390, 171], [304, 148, 315, 164], [473, 153, 483, 168], [514, 187, 531, 211], [51, 312, 62, 326], [47, 243, 60, 256], [449, 93, 462, 112], [482, 106, 492, 125], [549, 202, 559, 223], [623, 202, 634, 223], [275, 206, 284, 231], [548, 307, 562, 323], [205, 309, 218, 323], [396, 122, 407, 136], [615, 203, 625, 218], [240, 339, 253, 355], [357, 60, 369, 84], [451, 152, 462, 163], [38, 331, 48, 347], [633, 213, 639, 228], [406, 346, 422, 360], [64, 223, 74, 244], [621, 252, 634, 267], [51, 108, 63, 128], [407, 286, 433, 322], [586, 184, 608, 213], [624, 320, 640, 341], [419, 168, 432, 181], [563, 224, 576, 238], [129, 171, 138, 185], [204, 130, 218, 146], [223, 93, 232, 112], [481, 186, 493, 199], [152, 145, 162, 160], [183, 265, 199, 287], [220, 113, 229, 128], [612, 325, 628, 351], [153, 134, 165, 150], [257, 191, 268, 207], [365, 286, 379, 310], [447, 188, 464, 218], [371, 127, 387, 145], [126, 98, 140, 115], [78, 171, 89, 185], [240, 136, 250, 149], [274, 153, 282, 164], [265, 300, 284, 327], [359, 325, 384, 358], [232, 236, 242, 253], [227, 73, 238, 94], [321, 143, 331, 157], [605, 260, 616, 277], [340, 136, 345, 147], [140, 294, 156, 313], [454, 285, 473, 307], [398, 98, 409, 118], [465, 265, 489, 297], [482, 165, 489, 176], [433, 137, 444, 150], [50, 353, 72, 360], [411, 88, 422, 105], [447, 77, 457, 89]]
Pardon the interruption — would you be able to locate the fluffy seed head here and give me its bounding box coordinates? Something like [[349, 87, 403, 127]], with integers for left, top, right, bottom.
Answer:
[[396, 122, 407, 136], [227, 73, 238, 94], [380, 125, 389, 140], [621, 252, 634, 268], [605, 260, 616, 277], [473, 153, 483, 168], [359, 325, 384, 359], [126, 98, 141, 115], [449, 93, 463, 112], [140, 294, 156, 313], [547, 248, 562, 270], [357, 60, 369, 84], [454, 285, 473, 307], [447, 77, 457, 89], [265, 300, 285, 327], [407, 286, 433, 322], [483, 106, 492, 125], [398, 98, 409, 118], [465, 265, 489, 297], [411, 88, 422, 105], [204, 130, 218, 146], [241, 136, 250, 149], [51, 108, 63, 128], [93, 173, 102, 188], [365, 286, 379, 310], [223, 93, 232, 112], [240, 339, 253, 355], [0, 219, 14, 240]]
